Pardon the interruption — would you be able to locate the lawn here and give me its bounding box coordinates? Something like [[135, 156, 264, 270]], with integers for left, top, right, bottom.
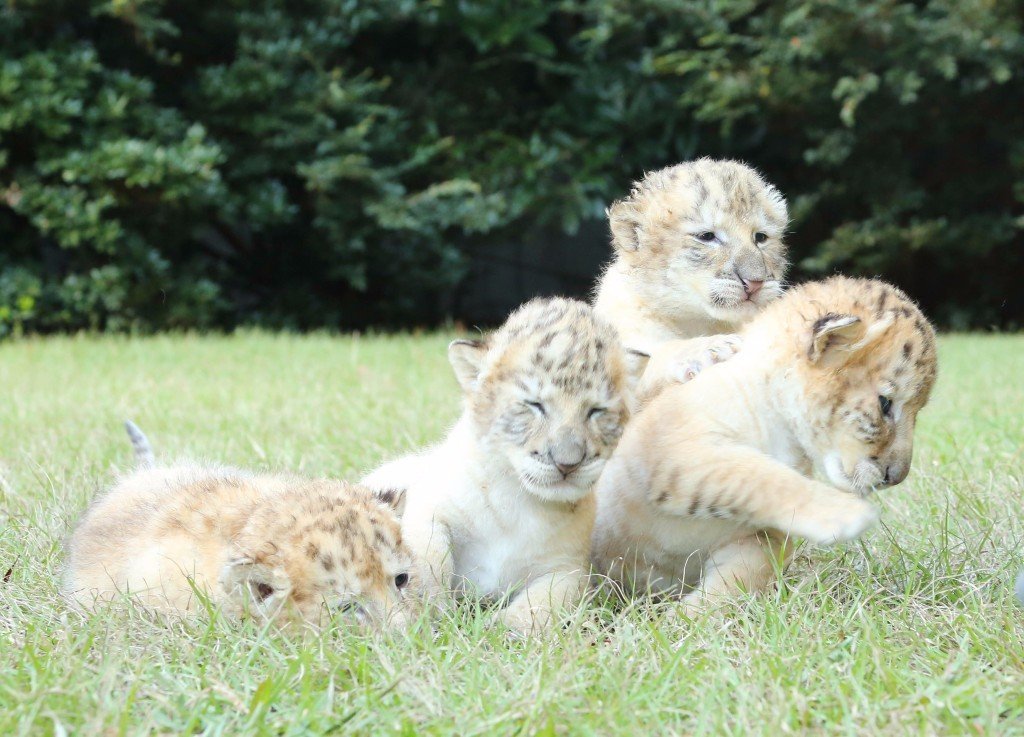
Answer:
[[1, 332, 1022, 735]]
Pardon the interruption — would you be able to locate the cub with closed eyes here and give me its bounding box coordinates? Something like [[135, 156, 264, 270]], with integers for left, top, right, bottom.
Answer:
[[65, 422, 416, 629], [362, 297, 652, 635]]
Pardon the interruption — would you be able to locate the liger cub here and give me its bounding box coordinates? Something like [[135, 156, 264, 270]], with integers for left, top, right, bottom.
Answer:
[[591, 277, 938, 613], [363, 297, 648, 634], [593, 159, 790, 401], [65, 423, 417, 628], [594, 158, 790, 353]]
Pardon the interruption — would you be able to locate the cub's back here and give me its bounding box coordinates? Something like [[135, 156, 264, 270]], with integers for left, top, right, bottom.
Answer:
[[64, 464, 274, 608]]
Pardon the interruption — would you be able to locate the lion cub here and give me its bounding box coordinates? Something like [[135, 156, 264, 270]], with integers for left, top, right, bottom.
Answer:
[[65, 423, 416, 627], [591, 277, 938, 612], [363, 298, 646, 634], [594, 158, 790, 353]]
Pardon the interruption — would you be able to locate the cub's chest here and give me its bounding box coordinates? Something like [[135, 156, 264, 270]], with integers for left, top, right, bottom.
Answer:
[[765, 426, 811, 473], [451, 498, 590, 597]]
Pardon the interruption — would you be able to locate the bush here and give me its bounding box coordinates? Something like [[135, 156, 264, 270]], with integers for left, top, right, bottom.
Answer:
[[1, 0, 1021, 334]]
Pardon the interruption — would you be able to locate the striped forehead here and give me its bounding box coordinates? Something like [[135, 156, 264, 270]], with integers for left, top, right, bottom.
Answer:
[[685, 176, 781, 225], [289, 492, 401, 549], [481, 296, 624, 394], [885, 323, 937, 402], [507, 336, 616, 395]]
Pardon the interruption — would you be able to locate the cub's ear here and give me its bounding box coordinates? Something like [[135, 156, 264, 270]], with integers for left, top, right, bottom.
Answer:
[[607, 198, 643, 253], [448, 339, 487, 392], [808, 313, 865, 364], [374, 486, 407, 517], [219, 556, 291, 614], [623, 349, 651, 386], [764, 183, 789, 224]]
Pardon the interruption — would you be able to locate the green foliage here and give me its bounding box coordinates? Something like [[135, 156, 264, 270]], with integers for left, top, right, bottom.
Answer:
[[1, 0, 1022, 333]]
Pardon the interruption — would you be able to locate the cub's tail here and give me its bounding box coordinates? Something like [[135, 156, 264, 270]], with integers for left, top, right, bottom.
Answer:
[[124, 420, 156, 469]]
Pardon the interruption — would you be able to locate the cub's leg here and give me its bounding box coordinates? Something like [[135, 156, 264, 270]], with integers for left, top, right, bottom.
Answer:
[[649, 443, 879, 545], [634, 335, 742, 407], [678, 531, 792, 616], [497, 567, 586, 635]]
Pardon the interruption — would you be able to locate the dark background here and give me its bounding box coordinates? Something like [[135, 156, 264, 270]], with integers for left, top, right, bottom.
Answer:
[[2, 0, 1022, 336]]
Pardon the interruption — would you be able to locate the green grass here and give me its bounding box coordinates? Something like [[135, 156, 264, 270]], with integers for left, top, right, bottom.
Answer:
[[1, 332, 1023, 735]]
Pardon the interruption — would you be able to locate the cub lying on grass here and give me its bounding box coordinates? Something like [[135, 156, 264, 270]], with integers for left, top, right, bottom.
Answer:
[[65, 423, 416, 628], [591, 277, 938, 614], [363, 297, 649, 635]]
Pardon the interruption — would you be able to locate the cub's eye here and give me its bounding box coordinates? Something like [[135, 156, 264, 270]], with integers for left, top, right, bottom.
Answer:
[[252, 581, 275, 602], [753, 232, 768, 244], [394, 573, 409, 589], [587, 407, 606, 420], [695, 231, 717, 243], [879, 395, 893, 417], [526, 400, 546, 416]]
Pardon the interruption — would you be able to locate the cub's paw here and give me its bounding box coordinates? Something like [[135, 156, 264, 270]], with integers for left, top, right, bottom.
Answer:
[[788, 491, 879, 545], [495, 601, 552, 637], [667, 334, 742, 384]]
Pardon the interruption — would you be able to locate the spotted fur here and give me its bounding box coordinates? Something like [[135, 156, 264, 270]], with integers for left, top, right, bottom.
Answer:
[[65, 448, 415, 627], [363, 297, 646, 634], [592, 277, 938, 613], [451, 298, 641, 495], [594, 158, 789, 354]]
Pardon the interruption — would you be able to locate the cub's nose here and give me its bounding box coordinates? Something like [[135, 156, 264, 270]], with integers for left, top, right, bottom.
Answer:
[[553, 457, 583, 477], [550, 430, 586, 478], [741, 278, 764, 298], [884, 461, 909, 486]]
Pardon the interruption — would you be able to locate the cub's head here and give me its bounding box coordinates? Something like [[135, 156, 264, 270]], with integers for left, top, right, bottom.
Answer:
[[608, 158, 788, 325], [766, 277, 938, 495], [220, 482, 417, 628], [450, 297, 647, 503]]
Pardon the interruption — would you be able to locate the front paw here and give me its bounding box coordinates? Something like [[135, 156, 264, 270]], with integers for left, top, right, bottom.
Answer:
[[788, 491, 879, 545], [495, 601, 551, 636], [668, 334, 742, 383]]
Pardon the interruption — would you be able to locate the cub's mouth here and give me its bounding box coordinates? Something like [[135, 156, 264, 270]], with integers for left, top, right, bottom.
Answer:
[[706, 278, 781, 317], [517, 458, 604, 503], [822, 453, 886, 496]]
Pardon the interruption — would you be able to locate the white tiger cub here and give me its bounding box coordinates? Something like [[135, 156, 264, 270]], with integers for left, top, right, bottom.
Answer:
[[363, 297, 648, 634]]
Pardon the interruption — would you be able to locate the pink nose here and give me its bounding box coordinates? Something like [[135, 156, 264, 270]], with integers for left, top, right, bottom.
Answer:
[[742, 278, 764, 298]]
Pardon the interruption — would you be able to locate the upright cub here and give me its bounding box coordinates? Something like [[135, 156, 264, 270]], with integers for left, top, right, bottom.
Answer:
[[591, 277, 938, 612], [65, 423, 416, 627], [363, 298, 645, 634], [594, 158, 789, 354]]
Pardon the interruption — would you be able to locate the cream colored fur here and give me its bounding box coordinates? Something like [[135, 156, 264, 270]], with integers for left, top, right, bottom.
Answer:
[[591, 277, 938, 614], [363, 297, 647, 634], [594, 158, 789, 354], [65, 449, 416, 628]]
